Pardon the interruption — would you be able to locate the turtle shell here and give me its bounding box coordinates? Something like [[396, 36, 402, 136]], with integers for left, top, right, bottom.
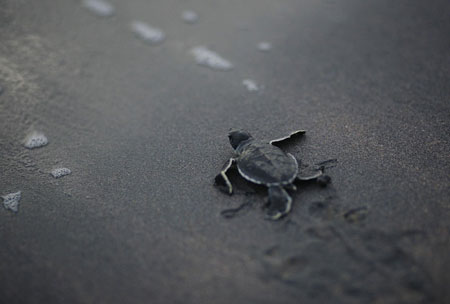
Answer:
[[236, 141, 298, 186]]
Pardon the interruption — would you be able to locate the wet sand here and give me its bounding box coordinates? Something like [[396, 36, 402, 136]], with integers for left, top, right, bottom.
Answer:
[[0, 0, 449, 303]]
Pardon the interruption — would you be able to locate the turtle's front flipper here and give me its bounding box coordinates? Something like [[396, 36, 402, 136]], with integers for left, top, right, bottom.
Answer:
[[266, 186, 292, 220], [269, 130, 306, 147], [214, 158, 236, 195]]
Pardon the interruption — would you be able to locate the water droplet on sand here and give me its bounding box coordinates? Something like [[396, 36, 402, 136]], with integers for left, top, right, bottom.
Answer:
[[182, 10, 199, 24], [24, 131, 48, 149], [190, 46, 233, 71], [242, 79, 259, 92], [51, 168, 72, 179], [2, 191, 21, 213], [257, 42, 272, 52], [131, 21, 165, 45], [82, 0, 115, 17]]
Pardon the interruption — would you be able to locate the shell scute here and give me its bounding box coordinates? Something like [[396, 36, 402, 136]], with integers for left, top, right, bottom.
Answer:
[[237, 141, 298, 185]]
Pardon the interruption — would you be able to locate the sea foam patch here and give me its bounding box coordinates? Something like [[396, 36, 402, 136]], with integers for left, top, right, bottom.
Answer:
[[82, 0, 115, 17], [190, 46, 233, 71], [257, 42, 272, 52], [131, 21, 165, 45], [51, 168, 72, 179], [24, 131, 48, 149], [2, 191, 21, 213], [182, 10, 199, 24], [242, 79, 259, 92]]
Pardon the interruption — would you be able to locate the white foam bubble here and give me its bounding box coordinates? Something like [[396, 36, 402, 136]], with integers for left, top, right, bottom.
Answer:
[[242, 79, 259, 92], [190, 46, 233, 71], [51, 168, 72, 179], [257, 42, 272, 52], [24, 131, 48, 149], [2, 191, 21, 213], [82, 0, 114, 17], [131, 21, 165, 45], [182, 10, 199, 24]]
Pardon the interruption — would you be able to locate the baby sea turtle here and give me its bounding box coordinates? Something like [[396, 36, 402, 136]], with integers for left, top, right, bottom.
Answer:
[[215, 129, 327, 220]]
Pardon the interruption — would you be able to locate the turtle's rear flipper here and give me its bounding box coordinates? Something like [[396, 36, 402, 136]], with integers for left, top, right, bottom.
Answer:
[[296, 168, 323, 181], [266, 186, 292, 220], [269, 130, 306, 148]]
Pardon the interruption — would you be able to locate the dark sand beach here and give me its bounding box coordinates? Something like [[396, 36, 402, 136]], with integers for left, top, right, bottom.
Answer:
[[1, 0, 449, 303]]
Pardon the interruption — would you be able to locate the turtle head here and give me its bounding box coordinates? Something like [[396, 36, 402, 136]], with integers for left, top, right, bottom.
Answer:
[[228, 129, 253, 150]]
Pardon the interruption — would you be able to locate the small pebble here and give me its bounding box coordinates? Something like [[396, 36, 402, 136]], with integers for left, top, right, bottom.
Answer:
[[182, 10, 199, 24], [2, 191, 21, 213], [51, 168, 72, 179], [24, 131, 48, 149], [131, 21, 165, 45], [82, 0, 115, 17], [257, 42, 272, 52]]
